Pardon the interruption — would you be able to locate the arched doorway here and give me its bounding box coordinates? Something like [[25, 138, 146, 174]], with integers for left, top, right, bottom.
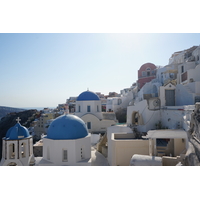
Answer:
[[132, 111, 139, 125], [153, 85, 158, 97]]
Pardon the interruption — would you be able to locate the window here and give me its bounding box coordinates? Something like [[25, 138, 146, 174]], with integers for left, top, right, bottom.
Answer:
[[21, 143, 26, 158], [146, 68, 151, 76], [142, 71, 146, 77], [87, 122, 91, 129], [87, 105, 91, 112], [63, 150, 68, 162], [81, 147, 84, 159], [118, 99, 122, 105], [9, 143, 15, 159], [97, 105, 99, 112], [78, 105, 81, 112], [181, 66, 184, 73]]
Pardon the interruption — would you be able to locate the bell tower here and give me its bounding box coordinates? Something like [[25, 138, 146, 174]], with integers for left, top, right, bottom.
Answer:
[[0, 117, 35, 166]]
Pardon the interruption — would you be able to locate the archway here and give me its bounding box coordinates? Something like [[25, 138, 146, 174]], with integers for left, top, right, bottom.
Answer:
[[153, 85, 158, 97], [132, 111, 139, 125]]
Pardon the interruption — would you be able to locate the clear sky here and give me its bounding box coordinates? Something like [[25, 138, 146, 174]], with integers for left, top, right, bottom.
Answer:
[[1, 33, 200, 108]]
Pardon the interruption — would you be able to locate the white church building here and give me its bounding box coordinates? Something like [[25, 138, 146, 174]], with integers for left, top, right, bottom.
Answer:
[[0, 118, 35, 166], [37, 114, 91, 166], [75, 90, 118, 134]]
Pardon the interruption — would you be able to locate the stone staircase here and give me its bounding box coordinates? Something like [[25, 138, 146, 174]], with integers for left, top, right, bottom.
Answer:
[[156, 139, 168, 157], [157, 146, 167, 157]]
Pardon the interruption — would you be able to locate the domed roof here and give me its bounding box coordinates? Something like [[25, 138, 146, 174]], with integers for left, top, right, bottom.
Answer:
[[139, 63, 157, 71], [77, 91, 100, 101], [5, 122, 30, 140], [47, 114, 88, 140]]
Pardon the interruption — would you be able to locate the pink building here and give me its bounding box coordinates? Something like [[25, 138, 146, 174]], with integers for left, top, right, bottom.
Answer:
[[137, 63, 157, 90]]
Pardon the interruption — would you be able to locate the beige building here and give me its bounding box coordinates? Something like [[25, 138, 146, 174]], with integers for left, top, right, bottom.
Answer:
[[109, 133, 149, 166], [107, 128, 188, 166], [34, 112, 55, 139]]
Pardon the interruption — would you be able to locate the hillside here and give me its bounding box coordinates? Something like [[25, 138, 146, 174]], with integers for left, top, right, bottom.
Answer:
[[0, 106, 26, 119]]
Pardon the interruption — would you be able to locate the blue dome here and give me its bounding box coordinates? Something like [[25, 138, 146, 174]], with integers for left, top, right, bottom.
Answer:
[[47, 114, 88, 140], [5, 123, 30, 140], [77, 91, 100, 101]]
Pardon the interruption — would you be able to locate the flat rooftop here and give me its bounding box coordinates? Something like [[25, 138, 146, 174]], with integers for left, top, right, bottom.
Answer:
[[144, 129, 188, 139]]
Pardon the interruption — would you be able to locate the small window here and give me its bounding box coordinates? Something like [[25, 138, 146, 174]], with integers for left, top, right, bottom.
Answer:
[[146, 68, 151, 76], [78, 105, 81, 112], [181, 66, 184, 73], [97, 105, 99, 112], [9, 143, 15, 159], [63, 150, 68, 162], [142, 71, 146, 77], [87, 122, 91, 129], [118, 99, 122, 105], [21, 143, 26, 158], [87, 105, 91, 112], [81, 147, 84, 159]]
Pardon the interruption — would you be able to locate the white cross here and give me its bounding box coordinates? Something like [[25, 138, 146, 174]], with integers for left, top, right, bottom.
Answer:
[[16, 117, 21, 123]]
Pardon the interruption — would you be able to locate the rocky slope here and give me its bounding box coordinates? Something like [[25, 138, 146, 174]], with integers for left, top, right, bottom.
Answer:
[[0, 106, 26, 119]]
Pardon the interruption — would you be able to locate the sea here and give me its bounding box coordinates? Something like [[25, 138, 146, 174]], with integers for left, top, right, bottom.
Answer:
[[19, 107, 56, 111]]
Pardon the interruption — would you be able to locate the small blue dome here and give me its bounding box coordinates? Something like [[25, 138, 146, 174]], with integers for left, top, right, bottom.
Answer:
[[5, 123, 30, 140], [47, 114, 88, 140], [77, 91, 100, 101]]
